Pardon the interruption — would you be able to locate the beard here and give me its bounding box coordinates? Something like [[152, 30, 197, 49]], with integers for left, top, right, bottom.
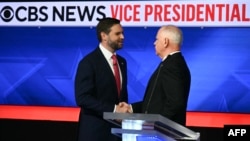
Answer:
[[108, 39, 123, 51]]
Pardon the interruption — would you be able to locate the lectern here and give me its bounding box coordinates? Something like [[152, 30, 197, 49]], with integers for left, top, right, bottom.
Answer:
[[103, 112, 200, 141]]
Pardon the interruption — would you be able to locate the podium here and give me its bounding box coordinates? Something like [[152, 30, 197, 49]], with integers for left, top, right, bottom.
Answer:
[[103, 112, 200, 141]]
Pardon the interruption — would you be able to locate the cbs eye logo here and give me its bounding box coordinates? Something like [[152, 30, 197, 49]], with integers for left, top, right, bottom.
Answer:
[[0, 6, 14, 22]]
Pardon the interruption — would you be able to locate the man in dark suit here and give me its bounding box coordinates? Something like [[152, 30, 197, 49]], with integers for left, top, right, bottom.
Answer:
[[131, 25, 191, 126], [74, 17, 128, 141]]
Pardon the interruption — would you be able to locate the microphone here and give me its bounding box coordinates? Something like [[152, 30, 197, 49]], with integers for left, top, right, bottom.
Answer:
[[145, 62, 163, 114]]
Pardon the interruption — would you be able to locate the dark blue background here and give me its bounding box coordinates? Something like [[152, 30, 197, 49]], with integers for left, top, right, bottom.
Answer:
[[0, 26, 250, 113]]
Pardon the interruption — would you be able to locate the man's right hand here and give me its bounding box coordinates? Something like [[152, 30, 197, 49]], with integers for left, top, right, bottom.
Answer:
[[115, 102, 132, 113]]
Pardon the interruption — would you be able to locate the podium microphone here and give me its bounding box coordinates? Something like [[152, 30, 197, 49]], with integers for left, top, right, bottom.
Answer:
[[145, 62, 163, 114]]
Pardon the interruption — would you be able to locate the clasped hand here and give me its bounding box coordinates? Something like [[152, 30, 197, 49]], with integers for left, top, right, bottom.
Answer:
[[115, 102, 132, 113]]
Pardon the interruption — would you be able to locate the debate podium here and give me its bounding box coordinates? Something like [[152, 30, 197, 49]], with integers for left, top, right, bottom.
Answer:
[[104, 112, 200, 141]]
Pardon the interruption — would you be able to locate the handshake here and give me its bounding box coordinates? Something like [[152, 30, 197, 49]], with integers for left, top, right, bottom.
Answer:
[[115, 102, 133, 113]]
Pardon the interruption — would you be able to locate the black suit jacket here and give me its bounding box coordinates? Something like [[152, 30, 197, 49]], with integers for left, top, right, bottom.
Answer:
[[132, 52, 191, 126], [74, 47, 128, 141]]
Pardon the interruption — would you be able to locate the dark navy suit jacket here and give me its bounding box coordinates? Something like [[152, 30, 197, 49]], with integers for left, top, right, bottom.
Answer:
[[74, 47, 128, 141]]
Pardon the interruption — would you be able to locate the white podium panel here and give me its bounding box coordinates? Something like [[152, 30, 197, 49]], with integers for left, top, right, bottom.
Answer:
[[103, 112, 200, 141]]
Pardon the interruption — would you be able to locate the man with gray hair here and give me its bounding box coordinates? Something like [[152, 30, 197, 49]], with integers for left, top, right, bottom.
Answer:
[[130, 25, 191, 126]]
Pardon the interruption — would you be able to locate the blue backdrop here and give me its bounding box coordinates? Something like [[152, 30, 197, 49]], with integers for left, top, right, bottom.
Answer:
[[0, 26, 250, 113]]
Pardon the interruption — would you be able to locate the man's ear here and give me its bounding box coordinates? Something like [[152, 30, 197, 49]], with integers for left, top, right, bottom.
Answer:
[[165, 38, 169, 47], [101, 32, 107, 41]]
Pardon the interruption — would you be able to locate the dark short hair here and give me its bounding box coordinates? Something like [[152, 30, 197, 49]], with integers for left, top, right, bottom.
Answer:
[[96, 17, 121, 42]]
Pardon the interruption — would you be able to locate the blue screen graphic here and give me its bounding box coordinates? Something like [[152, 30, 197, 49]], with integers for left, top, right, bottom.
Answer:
[[0, 26, 250, 113]]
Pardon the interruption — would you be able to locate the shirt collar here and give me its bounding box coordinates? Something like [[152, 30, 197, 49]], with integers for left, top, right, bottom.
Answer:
[[99, 43, 115, 60], [162, 51, 180, 61]]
